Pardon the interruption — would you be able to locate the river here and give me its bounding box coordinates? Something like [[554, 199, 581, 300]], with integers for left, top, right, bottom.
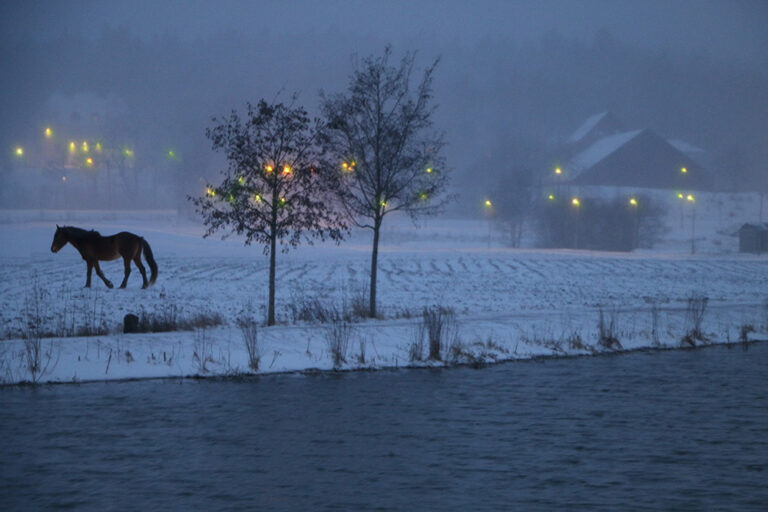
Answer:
[[1, 342, 766, 511]]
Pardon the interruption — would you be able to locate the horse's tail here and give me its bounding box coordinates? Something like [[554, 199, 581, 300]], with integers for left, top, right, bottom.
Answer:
[[142, 238, 158, 286]]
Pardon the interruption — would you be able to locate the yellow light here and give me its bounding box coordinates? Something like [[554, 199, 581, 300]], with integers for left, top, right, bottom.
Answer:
[[629, 197, 638, 206], [426, 167, 433, 174], [686, 194, 695, 202], [14, 146, 23, 157], [572, 197, 580, 207], [85, 157, 93, 167], [265, 164, 273, 173], [555, 167, 562, 175], [548, 194, 555, 200], [82, 141, 89, 152], [69, 141, 76, 153], [420, 192, 428, 200], [484, 199, 492, 207], [237, 176, 245, 185], [380, 200, 387, 207], [253, 194, 262, 203], [168, 150, 176, 158], [124, 149, 134, 157], [282, 165, 292, 175], [677, 192, 684, 199], [341, 162, 348, 170], [44, 127, 53, 138], [206, 187, 215, 197], [681, 167, 687, 174], [280, 197, 286, 205], [95, 142, 102, 152], [350, 161, 355, 167]]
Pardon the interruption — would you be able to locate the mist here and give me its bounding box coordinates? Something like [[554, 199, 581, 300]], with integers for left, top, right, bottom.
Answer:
[[1, 0, 766, 211]]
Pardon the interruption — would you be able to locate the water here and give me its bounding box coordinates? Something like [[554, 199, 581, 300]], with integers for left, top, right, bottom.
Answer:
[[1, 343, 767, 511]]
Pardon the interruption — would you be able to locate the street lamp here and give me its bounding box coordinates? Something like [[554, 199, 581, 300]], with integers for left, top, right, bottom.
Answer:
[[629, 197, 639, 249], [14, 146, 23, 157], [571, 197, 581, 248], [686, 194, 696, 254], [484, 199, 494, 247]]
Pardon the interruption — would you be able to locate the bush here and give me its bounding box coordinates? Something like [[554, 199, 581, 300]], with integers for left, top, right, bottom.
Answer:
[[237, 317, 260, 371], [325, 316, 353, 368], [535, 195, 665, 251], [597, 309, 622, 350], [420, 306, 459, 361], [682, 294, 708, 346]]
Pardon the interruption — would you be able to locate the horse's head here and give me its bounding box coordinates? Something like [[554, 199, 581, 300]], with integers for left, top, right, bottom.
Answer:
[[51, 225, 68, 253]]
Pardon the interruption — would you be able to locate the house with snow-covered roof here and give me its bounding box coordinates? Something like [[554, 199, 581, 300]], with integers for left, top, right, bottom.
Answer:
[[554, 113, 710, 190]]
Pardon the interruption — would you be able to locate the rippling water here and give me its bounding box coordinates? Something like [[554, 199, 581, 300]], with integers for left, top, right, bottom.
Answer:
[[1, 343, 767, 511]]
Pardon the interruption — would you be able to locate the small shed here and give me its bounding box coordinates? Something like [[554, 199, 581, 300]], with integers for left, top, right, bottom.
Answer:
[[738, 223, 768, 254]]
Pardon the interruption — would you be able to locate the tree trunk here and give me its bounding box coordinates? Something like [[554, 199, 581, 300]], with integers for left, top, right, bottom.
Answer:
[[369, 223, 381, 318], [268, 226, 277, 326]]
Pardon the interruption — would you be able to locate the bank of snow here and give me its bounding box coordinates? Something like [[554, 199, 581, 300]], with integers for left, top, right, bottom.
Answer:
[[1, 212, 766, 385]]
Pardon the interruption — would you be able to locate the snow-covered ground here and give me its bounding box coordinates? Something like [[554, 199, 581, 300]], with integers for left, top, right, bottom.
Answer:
[[1, 205, 766, 385]]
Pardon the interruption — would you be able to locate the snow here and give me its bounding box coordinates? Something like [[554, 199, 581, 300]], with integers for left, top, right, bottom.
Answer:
[[0, 208, 766, 385], [667, 138, 705, 155], [567, 129, 643, 177], [567, 112, 608, 143]]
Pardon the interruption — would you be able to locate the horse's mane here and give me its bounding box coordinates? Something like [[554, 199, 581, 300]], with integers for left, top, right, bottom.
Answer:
[[62, 226, 102, 240]]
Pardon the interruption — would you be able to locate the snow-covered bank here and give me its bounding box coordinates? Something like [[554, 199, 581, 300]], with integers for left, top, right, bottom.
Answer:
[[1, 213, 766, 385]]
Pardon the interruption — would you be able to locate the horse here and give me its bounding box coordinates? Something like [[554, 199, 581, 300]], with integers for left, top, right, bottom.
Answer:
[[51, 225, 158, 289]]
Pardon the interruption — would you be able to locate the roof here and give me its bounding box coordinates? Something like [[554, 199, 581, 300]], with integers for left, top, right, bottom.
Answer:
[[668, 139, 705, 154], [567, 112, 608, 143], [739, 222, 768, 232], [567, 129, 643, 177]]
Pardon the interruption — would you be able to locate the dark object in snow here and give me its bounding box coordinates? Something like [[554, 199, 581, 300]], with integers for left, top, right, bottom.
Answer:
[[50, 225, 158, 288], [738, 223, 768, 254], [124, 314, 139, 334]]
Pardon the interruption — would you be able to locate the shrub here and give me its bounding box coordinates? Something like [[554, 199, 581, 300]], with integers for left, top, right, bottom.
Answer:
[[325, 316, 353, 368], [682, 294, 708, 346], [597, 309, 622, 350], [421, 306, 459, 361], [237, 318, 260, 371]]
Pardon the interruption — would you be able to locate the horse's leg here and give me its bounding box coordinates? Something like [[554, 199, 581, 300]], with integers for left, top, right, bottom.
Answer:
[[85, 261, 93, 288], [119, 256, 131, 288], [133, 255, 148, 289], [93, 261, 113, 289]]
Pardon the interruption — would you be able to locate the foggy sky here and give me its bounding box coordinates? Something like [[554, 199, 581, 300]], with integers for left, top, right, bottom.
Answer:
[[1, 0, 766, 210], [2, 0, 767, 65]]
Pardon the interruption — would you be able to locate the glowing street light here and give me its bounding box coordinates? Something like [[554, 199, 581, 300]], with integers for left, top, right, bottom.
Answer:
[[206, 187, 216, 197], [167, 149, 176, 159], [681, 167, 688, 174], [69, 141, 77, 153], [44, 127, 53, 139], [555, 167, 562, 175], [265, 164, 273, 173], [484, 199, 493, 208], [82, 141, 89, 152], [85, 157, 94, 167], [571, 197, 580, 207], [282, 165, 292, 175], [629, 197, 638, 206], [686, 194, 695, 202], [426, 167, 433, 174], [253, 194, 262, 203], [123, 148, 134, 157], [419, 192, 428, 200], [14, 146, 23, 157], [548, 194, 556, 201], [95, 142, 102, 152]]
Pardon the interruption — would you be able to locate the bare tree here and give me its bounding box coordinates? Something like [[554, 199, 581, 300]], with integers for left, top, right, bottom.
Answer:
[[191, 99, 347, 326], [321, 47, 449, 318]]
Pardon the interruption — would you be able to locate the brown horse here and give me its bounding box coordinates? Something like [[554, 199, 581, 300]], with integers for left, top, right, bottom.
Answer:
[[51, 225, 158, 289]]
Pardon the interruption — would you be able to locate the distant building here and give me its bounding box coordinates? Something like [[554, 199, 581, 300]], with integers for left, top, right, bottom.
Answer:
[[738, 223, 768, 254], [554, 113, 711, 191]]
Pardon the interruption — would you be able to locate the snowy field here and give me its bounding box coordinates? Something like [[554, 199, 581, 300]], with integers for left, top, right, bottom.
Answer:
[[0, 207, 766, 385]]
